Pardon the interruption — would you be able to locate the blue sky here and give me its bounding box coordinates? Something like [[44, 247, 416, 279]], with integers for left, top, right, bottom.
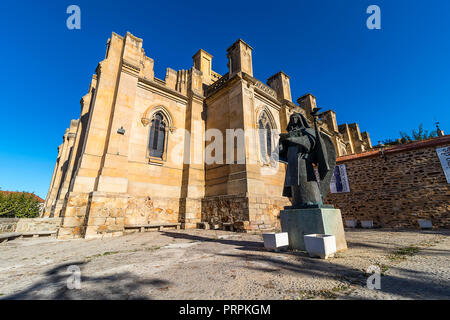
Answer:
[[0, 0, 449, 198]]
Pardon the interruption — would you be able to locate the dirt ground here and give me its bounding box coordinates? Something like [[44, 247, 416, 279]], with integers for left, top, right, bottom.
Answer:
[[0, 229, 449, 300]]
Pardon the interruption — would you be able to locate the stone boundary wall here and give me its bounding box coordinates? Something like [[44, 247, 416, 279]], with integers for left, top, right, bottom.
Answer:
[[58, 191, 182, 239], [15, 218, 62, 233], [326, 136, 450, 229], [0, 218, 62, 234], [0, 218, 19, 233]]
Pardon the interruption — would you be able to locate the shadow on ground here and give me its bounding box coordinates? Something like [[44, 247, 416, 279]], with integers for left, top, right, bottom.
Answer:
[[161, 230, 266, 251], [3, 230, 449, 300], [162, 230, 450, 299], [1, 261, 170, 300]]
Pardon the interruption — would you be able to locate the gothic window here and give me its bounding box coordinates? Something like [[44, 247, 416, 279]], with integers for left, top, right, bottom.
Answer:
[[149, 112, 167, 159], [258, 111, 273, 164]]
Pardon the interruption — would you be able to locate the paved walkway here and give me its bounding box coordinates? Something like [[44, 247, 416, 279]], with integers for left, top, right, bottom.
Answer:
[[0, 229, 449, 300]]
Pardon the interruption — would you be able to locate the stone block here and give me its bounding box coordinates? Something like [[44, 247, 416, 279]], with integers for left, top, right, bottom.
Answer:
[[197, 222, 210, 230], [61, 217, 82, 227], [361, 220, 374, 229], [280, 208, 347, 252], [90, 217, 107, 226], [345, 219, 357, 228], [182, 223, 197, 229], [418, 219, 433, 229], [263, 232, 289, 250], [304, 234, 336, 259]]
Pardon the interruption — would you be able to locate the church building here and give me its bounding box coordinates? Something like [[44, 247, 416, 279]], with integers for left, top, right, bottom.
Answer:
[[43, 32, 372, 239]]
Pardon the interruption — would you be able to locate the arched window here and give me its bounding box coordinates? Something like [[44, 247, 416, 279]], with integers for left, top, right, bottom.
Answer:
[[258, 111, 273, 163], [266, 123, 272, 157], [149, 112, 167, 158]]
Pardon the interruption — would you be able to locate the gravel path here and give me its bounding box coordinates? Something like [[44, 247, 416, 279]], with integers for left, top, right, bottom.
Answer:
[[0, 229, 448, 300]]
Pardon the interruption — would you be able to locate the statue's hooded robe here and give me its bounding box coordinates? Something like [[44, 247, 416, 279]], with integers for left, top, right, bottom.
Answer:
[[278, 113, 336, 206]]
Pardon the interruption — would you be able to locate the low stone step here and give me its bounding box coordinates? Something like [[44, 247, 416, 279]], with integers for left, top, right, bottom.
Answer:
[[124, 223, 181, 232], [0, 232, 22, 243], [21, 231, 57, 238]]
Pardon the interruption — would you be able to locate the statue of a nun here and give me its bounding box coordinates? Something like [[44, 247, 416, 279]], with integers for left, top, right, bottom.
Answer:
[[277, 110, 336, 208]]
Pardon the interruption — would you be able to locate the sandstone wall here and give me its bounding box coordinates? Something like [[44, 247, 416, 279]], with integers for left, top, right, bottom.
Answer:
[[247, 195, 289, 231], [326, 136, 450, 229], [0, 218, 61, 234], [15, 218, 62, 233], [0, 218, 19, 233]]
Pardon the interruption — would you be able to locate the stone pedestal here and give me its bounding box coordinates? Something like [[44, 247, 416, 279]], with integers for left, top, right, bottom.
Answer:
[[280, 208, 347, 252]]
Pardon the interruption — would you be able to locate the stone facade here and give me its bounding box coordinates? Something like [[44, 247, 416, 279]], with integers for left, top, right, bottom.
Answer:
[[44, 32, 372, 239], [326, 136, 450, 229]]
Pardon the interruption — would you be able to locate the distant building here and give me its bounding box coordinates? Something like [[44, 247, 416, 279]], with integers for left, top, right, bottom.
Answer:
[[44, 32, 371, 239]]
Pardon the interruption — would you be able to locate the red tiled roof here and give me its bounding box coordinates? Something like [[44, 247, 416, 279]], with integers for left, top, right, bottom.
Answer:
[[0, 191, 45, 203], [337, 135, 450, 162]]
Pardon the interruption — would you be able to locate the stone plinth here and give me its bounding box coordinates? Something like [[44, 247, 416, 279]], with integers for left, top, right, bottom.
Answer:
[[280, 208, 347, 252]]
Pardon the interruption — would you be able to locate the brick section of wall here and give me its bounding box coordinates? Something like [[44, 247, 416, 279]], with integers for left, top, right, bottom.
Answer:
[[326, 136, 450, 229]]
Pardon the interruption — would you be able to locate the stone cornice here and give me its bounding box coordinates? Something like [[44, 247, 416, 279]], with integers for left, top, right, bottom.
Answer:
[[121, 59, 140, 77], [282, 99, 299, 110], [227, 38, 253, 52], [337, 135, 450, 163], [137, 77, 188, 104], [125, 31, 143, 43], [192, 49, 213, 59], [187, 89, 205, 103], [253, 90, 281, 111], [205, 73, 230, 97], [241, 73, 280, 105], [267, 70, 290, 81], [204, 73, 243, 103], [111, 32, 124, 40], [205, 72, 281, 107]]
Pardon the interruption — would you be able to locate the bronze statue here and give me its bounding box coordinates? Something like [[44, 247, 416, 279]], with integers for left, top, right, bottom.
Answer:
[[277, 109, 336, 208]]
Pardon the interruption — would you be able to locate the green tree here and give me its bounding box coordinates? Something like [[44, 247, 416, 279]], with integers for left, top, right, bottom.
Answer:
[[0, 192, 41, 218], [381, 138, 401, 146], [399, 123, 437, 143]]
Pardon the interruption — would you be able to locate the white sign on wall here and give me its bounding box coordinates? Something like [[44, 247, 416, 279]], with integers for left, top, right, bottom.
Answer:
[[330, 164, 350, 193], [436, 146, 450, 184]]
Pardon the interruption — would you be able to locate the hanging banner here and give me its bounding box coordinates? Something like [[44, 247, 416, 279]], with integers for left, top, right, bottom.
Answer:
[[330, 164, 350, 193], [436, 146, 450, 184]]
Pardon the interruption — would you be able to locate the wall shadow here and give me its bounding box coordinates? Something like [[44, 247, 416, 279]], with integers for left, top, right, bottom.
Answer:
[[1, 261, 170, 300], [161, 231, 266, 251], [162, 231, 450, 299]]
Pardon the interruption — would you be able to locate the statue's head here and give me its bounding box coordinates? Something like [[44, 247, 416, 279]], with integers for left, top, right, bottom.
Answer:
[[287, 113, 310, 132]]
